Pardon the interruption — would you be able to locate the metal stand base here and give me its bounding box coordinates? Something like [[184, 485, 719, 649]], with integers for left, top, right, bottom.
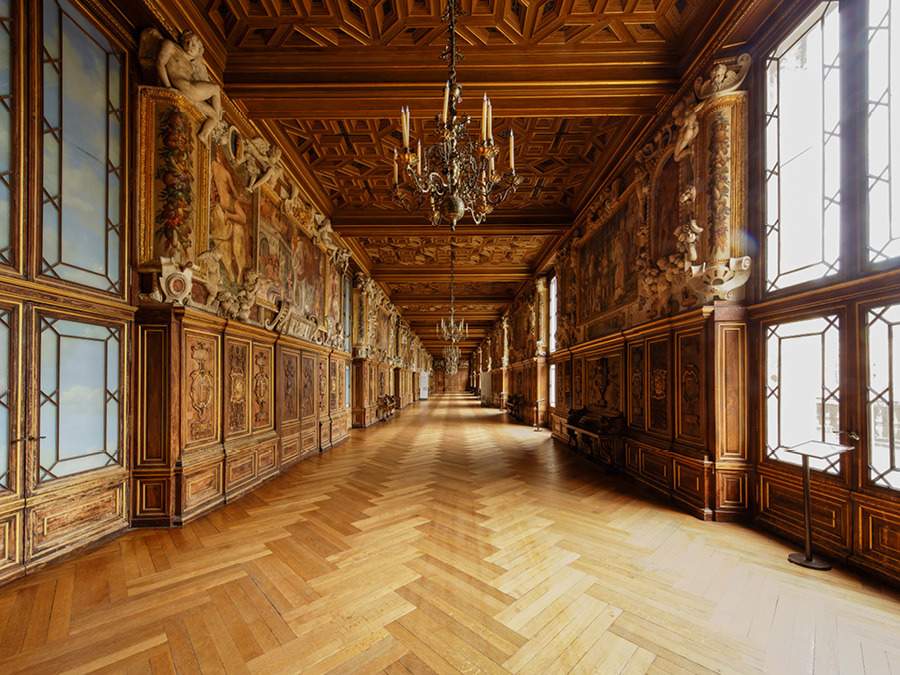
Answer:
[[788, 552, 832, 570]]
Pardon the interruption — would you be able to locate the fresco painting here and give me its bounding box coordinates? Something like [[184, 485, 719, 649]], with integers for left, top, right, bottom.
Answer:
[[579, 194, 639, 324]]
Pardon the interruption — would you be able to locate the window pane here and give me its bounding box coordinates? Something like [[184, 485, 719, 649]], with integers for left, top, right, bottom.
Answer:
[[549, 364, 556, 408], [549, 276, 557, 353], [38, 317, 122, 481], [0, 0, 12, 265], [868, 0, 900, 262], [866, 303, 900, 489], [765, 3, 841, 292], [40, 0, 122, 293], [764, 315, 841, 473]]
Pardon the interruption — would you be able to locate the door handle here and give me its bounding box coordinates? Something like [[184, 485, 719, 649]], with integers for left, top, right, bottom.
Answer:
[[840, 430, 860, 442], [10, 435, 46, 444]]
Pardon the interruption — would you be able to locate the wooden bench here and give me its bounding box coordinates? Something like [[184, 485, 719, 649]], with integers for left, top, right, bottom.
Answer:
[[505, 394, 527, 421], [562, 408, 626, 470], [377, 394, 398, 420]]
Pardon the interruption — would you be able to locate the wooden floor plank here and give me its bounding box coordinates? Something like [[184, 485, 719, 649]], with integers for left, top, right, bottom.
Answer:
[[0, 393, 897, 674]]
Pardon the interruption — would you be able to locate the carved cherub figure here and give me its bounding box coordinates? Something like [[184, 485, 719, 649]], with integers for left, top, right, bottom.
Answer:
[[672, 96, 700, 162], [155, 30, 222, 145], [245, 138, 284, 191]]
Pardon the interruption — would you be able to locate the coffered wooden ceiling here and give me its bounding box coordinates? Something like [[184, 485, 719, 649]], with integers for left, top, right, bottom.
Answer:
[[148, 0, 745, 356]]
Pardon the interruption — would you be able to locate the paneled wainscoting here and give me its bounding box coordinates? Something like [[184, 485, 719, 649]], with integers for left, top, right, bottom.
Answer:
[[0, 393, 899, 674]]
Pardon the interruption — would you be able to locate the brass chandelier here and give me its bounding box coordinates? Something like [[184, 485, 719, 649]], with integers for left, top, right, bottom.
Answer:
[[437, 241, 465, 376], [435, 242, 468, 343], [391, 0, 522, 230]]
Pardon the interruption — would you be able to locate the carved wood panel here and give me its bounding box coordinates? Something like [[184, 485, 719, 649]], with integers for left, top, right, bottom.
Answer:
[[647, 336, 670, 436], [281, 349, 301, 427], [183, 330, 220, 450], [136, 325, 169, 472], [573, 357, 583, 409], [628, 342, 645, 430], [318, 357, 329, 416], [585, 353, 622, 414], [676, 330, 705, 445], [225, 337, 251, 440], [251, 343, 274, 432], [301, 352, 317, 421], [330, 359, 338, 413]]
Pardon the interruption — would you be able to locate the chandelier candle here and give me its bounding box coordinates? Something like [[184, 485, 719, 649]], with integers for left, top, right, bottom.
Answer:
[[389, 0, 522, 230]]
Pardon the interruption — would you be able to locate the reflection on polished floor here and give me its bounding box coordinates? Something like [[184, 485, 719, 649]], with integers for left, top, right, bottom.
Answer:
[[1, 392, 899, 674]]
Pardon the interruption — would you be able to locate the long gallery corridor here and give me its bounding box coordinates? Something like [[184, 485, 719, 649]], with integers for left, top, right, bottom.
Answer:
[[1, 393, 899, 674]]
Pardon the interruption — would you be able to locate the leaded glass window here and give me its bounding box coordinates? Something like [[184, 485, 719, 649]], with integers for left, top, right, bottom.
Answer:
[[765, 315, 841, 473], [39, 317, 122, 481], [549, 275, 557, 353], [868, 0, 900, 262], [0, 0, 13, 266], [866, 303, 900, 488], [41, 0, 123, 292], [549, 363, 556, 408], [0, 309, 9, 490], [765, 2, 841, 292]]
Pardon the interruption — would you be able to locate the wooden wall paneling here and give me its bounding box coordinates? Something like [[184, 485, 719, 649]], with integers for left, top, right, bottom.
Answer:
[[671, 455, 715, 521], [277, 343, 302, 469], [251, 341, 275, 435], [224, 439, 258, 501], [675, 327, 706, 448], [301, 351, 319, 456], [318, 354, 331, 450], [0, 509, 22, 585], [178, 317, 225, 521], [133, 311, 176, 526], [572, 357, 582, 410], [851, 492, 900, 586], [756, 465, 852, 559], [625, 441, 673, 499], [646, 334, 671, 438], [224, 336, 252, 442], [329, 353, 351, 446], [627, 341, 646, 430], [351, 358, 372, 428], [712, 306, 752, 521], [0, 299, 24, 582], [25, 475, 127, 568]]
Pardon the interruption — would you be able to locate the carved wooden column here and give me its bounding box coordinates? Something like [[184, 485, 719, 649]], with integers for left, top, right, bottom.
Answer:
[[708, 302, 751, 521], [689, 56, 752, 304]]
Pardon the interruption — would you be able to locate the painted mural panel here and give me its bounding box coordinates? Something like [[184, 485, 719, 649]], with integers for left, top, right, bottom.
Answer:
[[257, 191, 293, 308], [652, 152, 683, 262], [209, 145, 251, 290], [327, 260, 341, 327], [578, 194, 640, 325], [293, 232, 325, 324], [140, 91, 210, 274], [376, 307, 390, 354]]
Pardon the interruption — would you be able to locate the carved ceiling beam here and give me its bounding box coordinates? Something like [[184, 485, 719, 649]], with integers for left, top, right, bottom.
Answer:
[[229, 86, 670, 119], [332, 209, 572, 236], [372, 267, 532, 283]]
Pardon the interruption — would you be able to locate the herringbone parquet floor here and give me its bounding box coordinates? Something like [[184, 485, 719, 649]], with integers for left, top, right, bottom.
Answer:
[[2, 392, 900, 674]]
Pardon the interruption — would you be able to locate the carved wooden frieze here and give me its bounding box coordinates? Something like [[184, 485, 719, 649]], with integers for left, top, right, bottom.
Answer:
[[647, 337, 670, 435], [252, 344, 273, 431], [318, 357, 328, 415], [225, 338, 250, 439], [183, 331, 219, 448], [301, 352, 316, 420], [573, 358, 583, 409], [585, 353, 621, 413], [677, 331, 705, 444], [329, 359, 338, 412], [561, 360, 572, 411], [283, 350, 299, 424], [628, 342, 646, 429]]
